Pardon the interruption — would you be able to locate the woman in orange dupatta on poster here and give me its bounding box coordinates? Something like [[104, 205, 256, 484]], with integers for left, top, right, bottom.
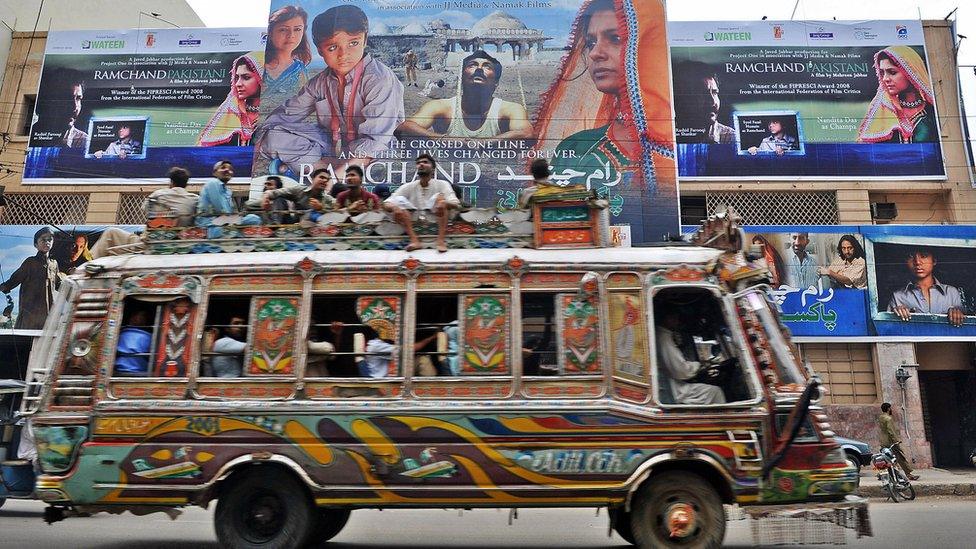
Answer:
[[533, 0, 677, 240]]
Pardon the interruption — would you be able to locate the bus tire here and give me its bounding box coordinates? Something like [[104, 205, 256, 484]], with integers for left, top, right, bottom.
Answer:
[[215, 468, 314, 549], [631, 471, 725, 549], [608, 507, 636, 545], [305, 508, 351, 546]]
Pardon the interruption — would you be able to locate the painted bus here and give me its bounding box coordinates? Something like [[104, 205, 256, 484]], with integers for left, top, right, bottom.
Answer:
[[19, 211, 869, 548]]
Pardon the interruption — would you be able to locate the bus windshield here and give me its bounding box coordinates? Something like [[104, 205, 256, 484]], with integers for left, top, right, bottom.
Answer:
[[737, 291, 806, 390]]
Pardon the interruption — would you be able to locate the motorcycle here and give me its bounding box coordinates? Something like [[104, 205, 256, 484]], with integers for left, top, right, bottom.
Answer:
[[871, 443, 916, 502], [1, 379, 36, 509]]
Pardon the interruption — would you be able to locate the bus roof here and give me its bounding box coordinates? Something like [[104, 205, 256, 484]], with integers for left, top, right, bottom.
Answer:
[[84, 246, 727, 275]]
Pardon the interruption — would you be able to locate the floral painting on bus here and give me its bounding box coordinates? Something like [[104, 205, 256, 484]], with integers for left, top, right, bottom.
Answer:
[[460, 294, 509, 375], [560, 294, 601, 374]]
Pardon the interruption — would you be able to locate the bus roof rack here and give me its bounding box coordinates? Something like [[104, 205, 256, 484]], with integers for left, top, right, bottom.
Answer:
[[139, 197, 615, 255]]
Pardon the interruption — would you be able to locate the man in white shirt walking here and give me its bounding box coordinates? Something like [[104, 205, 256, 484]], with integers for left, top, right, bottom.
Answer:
[[384, 153, 460, 252]]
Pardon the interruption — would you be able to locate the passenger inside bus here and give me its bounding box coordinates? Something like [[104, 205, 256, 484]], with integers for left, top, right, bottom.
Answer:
[[521, 293, 558, 375], [306, 321, 343, 377], [654, 289, 752, 405], [359, 321, 395, 378], [414, 294, 458, 376], [114, 306, 153, 377], [208, 315, 249, 378]]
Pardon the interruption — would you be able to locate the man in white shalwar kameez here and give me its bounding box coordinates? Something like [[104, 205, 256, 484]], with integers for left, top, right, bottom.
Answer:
[[656, 310, 726, 405]]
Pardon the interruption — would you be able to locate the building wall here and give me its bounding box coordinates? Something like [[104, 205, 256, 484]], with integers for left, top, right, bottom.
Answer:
[[0, 2, 207, 225]]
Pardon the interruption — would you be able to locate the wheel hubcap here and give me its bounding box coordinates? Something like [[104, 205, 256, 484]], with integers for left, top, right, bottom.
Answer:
[[665, 502, 696, 539], [242, 493, 285, 541]]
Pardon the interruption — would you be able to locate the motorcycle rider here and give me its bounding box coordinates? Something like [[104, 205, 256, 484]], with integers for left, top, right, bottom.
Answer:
[[878, 402, 919, 480]]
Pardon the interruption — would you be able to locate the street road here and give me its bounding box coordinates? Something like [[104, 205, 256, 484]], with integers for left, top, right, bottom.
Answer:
[[1, 498, 975, 548]]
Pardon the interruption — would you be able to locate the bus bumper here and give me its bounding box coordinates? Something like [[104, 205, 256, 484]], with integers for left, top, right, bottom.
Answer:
[[742, 496, 872, 544]]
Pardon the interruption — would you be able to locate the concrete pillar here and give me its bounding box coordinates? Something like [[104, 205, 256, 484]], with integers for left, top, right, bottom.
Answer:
[[874, 343, 932, 468]]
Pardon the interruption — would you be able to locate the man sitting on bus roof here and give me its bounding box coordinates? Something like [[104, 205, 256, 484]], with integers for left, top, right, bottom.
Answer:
[[655, 308, 726, 405], [255, 167, 336, 224], [197, 160, 261, 238], [383, 153, 460, 253]]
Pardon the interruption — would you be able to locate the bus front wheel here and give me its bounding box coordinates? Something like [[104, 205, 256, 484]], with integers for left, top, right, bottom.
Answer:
[[631, 471, 726, 549], [608, 507, 636, 545], [215, 468, 315, 549]]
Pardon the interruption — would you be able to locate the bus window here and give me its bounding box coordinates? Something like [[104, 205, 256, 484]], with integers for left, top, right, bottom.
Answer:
[[521, 291, 602, 376], [414, 294, 459, 377], [112, 297, 161, 377], [652, 287, 754, 406], [201, 296, 252, 378], [521, 293, 557, 375], [308, 294, 404, 379]]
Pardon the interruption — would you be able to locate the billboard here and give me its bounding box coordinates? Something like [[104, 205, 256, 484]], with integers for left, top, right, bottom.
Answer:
[[746, 229, 870, 336], [743, 226, 976, 338], [253, 0, 679, 242], [25, 28, 266, 185], [0, 226, 139, 334], [669, 20, 945, 179]]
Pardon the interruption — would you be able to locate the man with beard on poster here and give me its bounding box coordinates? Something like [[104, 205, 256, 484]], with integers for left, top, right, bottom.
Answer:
[[0, 227, 63, 330], [32, 69, 88, 148], [396, 50, 532, 140], [817, 234, 867, 289], [673, 62, 735, 144]]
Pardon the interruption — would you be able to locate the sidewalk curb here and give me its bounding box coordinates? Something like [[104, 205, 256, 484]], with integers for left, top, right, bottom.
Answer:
[[860, 483, 976, 498]]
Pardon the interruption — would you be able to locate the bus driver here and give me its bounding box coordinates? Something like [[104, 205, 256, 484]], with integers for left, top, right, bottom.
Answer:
[[655, 308, 726, 405]]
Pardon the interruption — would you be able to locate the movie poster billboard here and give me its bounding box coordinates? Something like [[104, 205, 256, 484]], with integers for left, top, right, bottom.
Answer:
[[738, 225, 976, 338], [25, 28, 265, 185], [745, 228, 870, 336], [864, 226, 976, 337], [253, 0, 678, 242], [669, 20, 945, 179], [0, 225, 139, 334]]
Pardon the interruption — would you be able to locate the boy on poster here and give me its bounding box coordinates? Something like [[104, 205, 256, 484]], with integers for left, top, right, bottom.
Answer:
[[256, 4, 404, 176]]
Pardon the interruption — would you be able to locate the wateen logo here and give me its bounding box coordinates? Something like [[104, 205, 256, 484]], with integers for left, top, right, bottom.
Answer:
[[81, 39, 125, 50], [704, 30, 751, 42]]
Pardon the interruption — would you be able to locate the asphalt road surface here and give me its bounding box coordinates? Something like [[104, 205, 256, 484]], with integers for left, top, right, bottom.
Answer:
[[1, 498, 975, 548]]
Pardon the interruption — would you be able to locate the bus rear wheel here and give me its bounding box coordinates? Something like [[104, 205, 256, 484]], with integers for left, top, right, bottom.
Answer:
[[215, 468, 314, 549], [631, 471, 726, 549], [305, 508, 351, 546]]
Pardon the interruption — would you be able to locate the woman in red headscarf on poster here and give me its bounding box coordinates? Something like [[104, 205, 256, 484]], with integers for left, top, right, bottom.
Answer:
[[198, 52, 264, 147], [532, 0, 676, 237], [857, 46, 936, 144]]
